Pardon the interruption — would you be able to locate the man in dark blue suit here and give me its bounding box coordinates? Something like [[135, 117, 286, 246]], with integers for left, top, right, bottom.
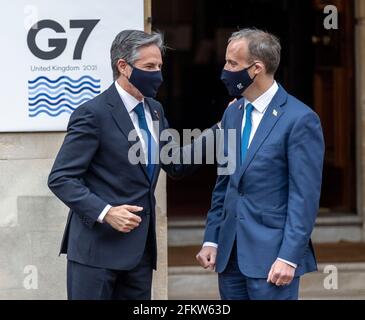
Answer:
[[48, 30, 218, 300], [196, 28, 325, 300]]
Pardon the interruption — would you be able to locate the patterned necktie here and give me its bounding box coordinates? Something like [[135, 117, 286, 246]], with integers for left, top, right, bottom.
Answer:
[[134, 102, 156, 180], [241, 103, 254, 165]]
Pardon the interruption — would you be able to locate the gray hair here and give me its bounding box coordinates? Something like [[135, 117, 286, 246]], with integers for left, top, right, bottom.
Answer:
[[110, 30, 165, 80], [229, 28, 281, 75]]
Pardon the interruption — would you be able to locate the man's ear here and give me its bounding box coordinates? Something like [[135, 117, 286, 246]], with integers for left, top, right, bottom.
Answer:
[[117, 59, 130, 78], [253, 61, 265, 75]]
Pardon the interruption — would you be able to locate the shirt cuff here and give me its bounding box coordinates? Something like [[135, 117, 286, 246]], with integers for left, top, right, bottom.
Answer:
[[203, 242, 218, 248], [277, 258, 297, 269], [97, 204, 112, 223]]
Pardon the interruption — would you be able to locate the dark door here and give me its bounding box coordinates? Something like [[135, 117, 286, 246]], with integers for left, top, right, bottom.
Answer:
[[152, 0, 356, 219], [311, 0, 356, 213]]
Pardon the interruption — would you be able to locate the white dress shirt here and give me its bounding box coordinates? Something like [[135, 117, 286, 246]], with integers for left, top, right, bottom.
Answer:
[[203, 81, 297, 268], [97, 81, 158, 223]]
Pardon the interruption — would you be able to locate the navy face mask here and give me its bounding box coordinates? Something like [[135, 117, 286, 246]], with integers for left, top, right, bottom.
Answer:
[[128, 65, 163, 98], [220, 63, 257, 97]]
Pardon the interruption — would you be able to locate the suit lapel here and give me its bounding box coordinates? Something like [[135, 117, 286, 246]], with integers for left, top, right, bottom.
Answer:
[[107, 84, 150, 182], [231, 99, 245, 175], [145, 98, 163, 141], [236, 85, 288, 179]]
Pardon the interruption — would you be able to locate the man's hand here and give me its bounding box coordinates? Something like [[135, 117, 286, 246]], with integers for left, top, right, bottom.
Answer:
[[228, 98, 237, 107], [267, 259, 295, 286], [104, 205, 143, 233], [196, 246, 217, 271], [217, 99, 238, 128]]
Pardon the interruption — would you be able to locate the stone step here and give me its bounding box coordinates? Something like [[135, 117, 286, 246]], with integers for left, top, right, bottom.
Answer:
[[168, 215, 364, 246], [168, 263, 365, 300], [168, 243, 365, 267]]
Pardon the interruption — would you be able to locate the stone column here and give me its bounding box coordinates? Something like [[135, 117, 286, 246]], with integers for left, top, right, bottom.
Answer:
[[144, 0, 168, 300], [355, 0, 365, 241], [153, 173, 168, 299]]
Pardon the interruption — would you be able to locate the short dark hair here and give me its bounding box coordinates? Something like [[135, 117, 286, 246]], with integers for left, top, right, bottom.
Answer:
[[229, 28, 281, 75], [110, 30, 165, 80]]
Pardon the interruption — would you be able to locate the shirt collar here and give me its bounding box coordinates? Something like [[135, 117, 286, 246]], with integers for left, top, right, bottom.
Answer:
[[114, 81, 144, 113], [244, 81, 279, 114]]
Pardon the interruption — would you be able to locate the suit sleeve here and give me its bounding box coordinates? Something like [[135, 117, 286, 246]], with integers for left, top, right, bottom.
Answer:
[[278, 112, 325, 264], [202, 109, 232, 244], [203, 173, 229, 244], [48, 105, 108, 228], [158, 104, 219, 179]]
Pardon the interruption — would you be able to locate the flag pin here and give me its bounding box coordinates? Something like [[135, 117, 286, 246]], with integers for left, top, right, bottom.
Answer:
[[154, 110, 160, 120], [273, 109, 278, 117], [238, 104, 243, 110]]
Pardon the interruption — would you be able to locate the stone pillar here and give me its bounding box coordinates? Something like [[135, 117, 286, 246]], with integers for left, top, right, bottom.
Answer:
[[144, 0, 168, 300], [355, 0, 365, 241], [153, 173, 168, 299]]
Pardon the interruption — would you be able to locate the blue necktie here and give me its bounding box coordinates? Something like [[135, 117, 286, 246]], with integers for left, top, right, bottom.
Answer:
[[134, 102, 156, 180], [241, 103, 254, 165]]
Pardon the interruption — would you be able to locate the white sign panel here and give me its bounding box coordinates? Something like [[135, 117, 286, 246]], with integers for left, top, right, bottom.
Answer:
[[0, 0, 144, 131]]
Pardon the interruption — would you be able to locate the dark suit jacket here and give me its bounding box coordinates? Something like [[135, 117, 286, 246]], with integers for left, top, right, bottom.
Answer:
[[48, 83, 217, 270]]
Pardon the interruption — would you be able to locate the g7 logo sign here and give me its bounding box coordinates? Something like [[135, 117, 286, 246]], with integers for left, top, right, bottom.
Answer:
[[27, 19, 99, 60]]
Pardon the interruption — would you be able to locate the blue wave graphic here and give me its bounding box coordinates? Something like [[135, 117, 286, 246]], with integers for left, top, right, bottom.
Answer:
[[28, 76, 100, 118], [29, 80, 100, 90], [29, 109, 73, 118], [28, 91, 94, 101], [29, 104, 77, 113], [29, 97, 91, 107], [29, 75, 100, 84], [29, 86, 99, 96], [63, 87, 100, 95]]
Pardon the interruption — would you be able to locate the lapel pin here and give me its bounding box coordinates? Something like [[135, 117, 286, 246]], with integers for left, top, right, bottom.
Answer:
[[238, 104, 243, 110], [273, 109, 278, 117], [153, 110, 160, 120]]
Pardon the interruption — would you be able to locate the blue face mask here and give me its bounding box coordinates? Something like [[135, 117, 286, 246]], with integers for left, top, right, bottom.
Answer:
[[128, 65, 163, 98], [220, 63, 257, 97]]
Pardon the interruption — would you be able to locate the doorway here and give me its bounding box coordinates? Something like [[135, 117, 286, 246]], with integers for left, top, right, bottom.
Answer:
[[152, 0, 356, 219]]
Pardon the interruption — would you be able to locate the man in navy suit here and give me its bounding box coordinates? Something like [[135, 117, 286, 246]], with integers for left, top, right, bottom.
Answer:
[[196, 28, 325, 300], [48, 30, 219, 300]]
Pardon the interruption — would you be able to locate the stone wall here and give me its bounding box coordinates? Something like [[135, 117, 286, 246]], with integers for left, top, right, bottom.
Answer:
[[0, 0, 168, 300], [0, 132, 167, 299]]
